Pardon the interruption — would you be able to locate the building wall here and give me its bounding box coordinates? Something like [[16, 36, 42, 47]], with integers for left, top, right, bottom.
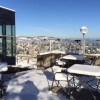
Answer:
[[0, 7, 16, 65]]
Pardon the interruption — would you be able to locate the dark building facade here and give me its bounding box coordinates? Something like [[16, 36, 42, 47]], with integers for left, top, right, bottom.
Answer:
[[0, 6, 16, 65]]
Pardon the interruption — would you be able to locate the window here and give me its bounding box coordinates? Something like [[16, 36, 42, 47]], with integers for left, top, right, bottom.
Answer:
[[12, 25, 15, 36], [0, 38, 2, 54], [0, 25, 2, 35], [6, 37, 12, 56], [6, 25, 11, 36], [13, 37, 16, 56]]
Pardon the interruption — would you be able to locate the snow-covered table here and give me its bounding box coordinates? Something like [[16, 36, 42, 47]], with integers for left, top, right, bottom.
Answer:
[[85, 54, 100, 65], [62, 55, 85, 61], [68, 64, 100, 77], [0, 62, 8, 97], [60, 54, 85, 67], [67, 64, 100, 92], [0, 62, 8, 72]]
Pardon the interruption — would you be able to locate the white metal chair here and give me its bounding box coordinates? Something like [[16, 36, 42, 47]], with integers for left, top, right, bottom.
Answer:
[[50, 66, 74, 97]]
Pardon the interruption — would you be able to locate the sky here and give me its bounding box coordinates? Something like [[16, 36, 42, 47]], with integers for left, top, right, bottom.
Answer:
[[0, 0, 100, 38]]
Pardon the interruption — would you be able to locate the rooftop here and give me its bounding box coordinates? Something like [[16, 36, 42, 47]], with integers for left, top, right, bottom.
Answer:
[[0, 6, 15, 12]]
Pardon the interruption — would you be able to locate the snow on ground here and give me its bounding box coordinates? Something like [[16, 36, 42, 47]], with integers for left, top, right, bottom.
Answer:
[[2, 69, 68, 100], [2, 65, 100, 100], [16, 58, 37, 69]]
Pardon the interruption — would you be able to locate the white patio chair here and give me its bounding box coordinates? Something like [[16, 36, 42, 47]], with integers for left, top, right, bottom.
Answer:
[[50, 66, 74, 96]]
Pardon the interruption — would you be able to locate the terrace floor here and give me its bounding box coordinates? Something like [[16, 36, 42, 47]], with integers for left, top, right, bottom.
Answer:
[[2, 68, 68, 100], [2, 64, 100, 100]]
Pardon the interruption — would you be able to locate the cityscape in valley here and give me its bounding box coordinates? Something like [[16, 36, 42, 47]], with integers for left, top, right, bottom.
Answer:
[[16, 36, 100, 56], [16, 36, 100, 68]]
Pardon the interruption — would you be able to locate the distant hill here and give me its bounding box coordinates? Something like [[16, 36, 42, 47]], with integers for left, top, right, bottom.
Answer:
[[16, 36, 100, 43]]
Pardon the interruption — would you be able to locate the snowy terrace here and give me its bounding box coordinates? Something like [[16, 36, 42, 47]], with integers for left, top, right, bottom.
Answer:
[[1, 63, 100, 100], [2, 68, 68, 100], [1, 52, 100, 100]]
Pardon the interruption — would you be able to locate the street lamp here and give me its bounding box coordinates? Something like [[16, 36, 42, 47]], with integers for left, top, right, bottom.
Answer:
[[49, 39, 54, 51], [80, 26, 88, 54], [49, 39, 52, 51]]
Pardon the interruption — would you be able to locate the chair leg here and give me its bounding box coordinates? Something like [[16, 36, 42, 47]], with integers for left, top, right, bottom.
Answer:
[[0, 81, 4, 98], [0, 88, 4, 98], [72, 76, 76, 87], [50, 77, 60, 91], [96, 79, 100, 92], [66, 75, 71, 96], [56, 81, 59, 87], [50, 77, 55, 91]]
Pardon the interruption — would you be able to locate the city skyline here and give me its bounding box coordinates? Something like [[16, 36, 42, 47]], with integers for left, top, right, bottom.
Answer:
[[0, 0, 100, 38]]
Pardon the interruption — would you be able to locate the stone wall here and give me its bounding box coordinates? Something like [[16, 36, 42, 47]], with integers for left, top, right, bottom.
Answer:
[[37, 53, 62, 69]]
